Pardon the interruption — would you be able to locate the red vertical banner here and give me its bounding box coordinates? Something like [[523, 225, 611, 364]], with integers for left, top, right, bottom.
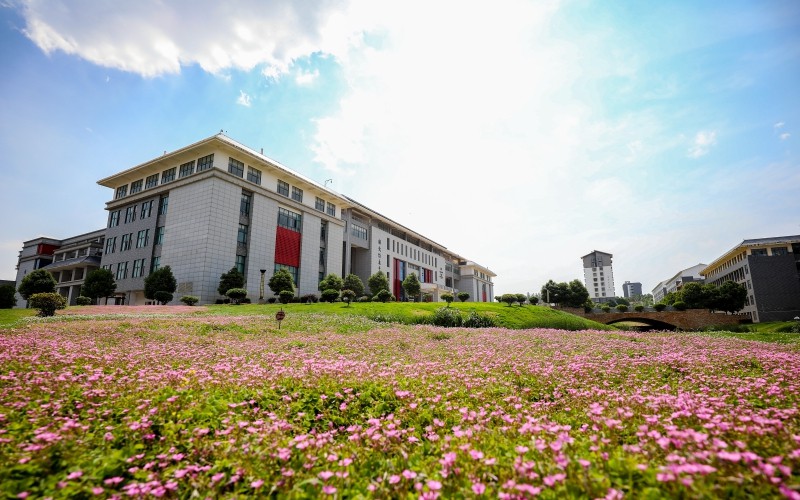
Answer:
[[275, 227, 301, 267]]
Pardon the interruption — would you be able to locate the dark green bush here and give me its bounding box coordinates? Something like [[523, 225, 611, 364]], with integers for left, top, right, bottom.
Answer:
[[463, 310, 496, 328], [341, 290, 356, 305], [29, 292, 66, 317], [375, 289, 392, 303], [180, 295, 199, 306], [278, 290, 294, 304], [615, 304, 629, 312], [302, 294, 319, 304], [457, 292, 470, 302], [431, 307, 463, 327], [225, 288, 247, 304], [0, 284, 16, 309], [601, 305, 611, 313], [634, 305, 645, 312], [654, 303, 667, 312], [321, 289, 340, 303], [441, 293, 454, 306], [75, 296, 92, 306], [267, 297, 277, 304], [154, 291, 173, 304], [673, 301, 687, 311]]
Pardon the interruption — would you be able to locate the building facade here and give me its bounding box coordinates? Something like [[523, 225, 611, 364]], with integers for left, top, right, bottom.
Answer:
[[622, 281, 642, 299], [651, 264, 706, 304], [91, 134, 493, 305], [582, 250, 616, 303], [700, 236, 800, 323]]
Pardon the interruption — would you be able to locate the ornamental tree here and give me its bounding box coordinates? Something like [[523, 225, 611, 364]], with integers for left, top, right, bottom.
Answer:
[[269, 269, 295, 296], [318, 273, 344, 293], [144, 266, 177, 302], [218, 267, 245, 296], [342, 274, 365, 297], [457, 292, 470, 302], [18, 269, 57, 300], [367, 272, 390, 295], [81, 269, 116, 304], [402, 273, 421, 301]]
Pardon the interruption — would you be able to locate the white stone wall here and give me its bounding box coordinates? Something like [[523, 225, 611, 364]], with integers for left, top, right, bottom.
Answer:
[[246, 191, 279, 300], [299, 213, 322, 295]]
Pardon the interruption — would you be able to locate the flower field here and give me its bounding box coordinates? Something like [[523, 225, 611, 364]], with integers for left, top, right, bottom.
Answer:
[[1, 312, 799, 498]]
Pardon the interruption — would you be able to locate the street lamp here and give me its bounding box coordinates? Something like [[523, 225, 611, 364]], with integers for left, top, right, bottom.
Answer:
[[259, 269, 266, 303]]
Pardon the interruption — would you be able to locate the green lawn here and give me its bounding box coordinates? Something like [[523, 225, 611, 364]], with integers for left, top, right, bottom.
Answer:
[[0, 308, 36, 328]]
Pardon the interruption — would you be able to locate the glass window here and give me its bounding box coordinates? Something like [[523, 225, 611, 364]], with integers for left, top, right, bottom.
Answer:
[[124, 206, 136, 223], [104, 237, 116, 255], [115, 185, 128, 199], [120, 233, 132, 251], [291, 186, 303, 202], [228, 157, 244, 177], [115, 261, 128, 280], [130, 179, 143, 194], [772, 247, 788, 256], [352, 223, 367, 239], [238, 224, 248, 244], [247, 166, 261, 185], [140, 200, 153, 219], [326, 202, 335, 216], [136, 229, 149, 248], [109, 210, 120, 227], [278, 207, 302, 231], [132, 259, 145, 278], [145, 174, 159, 189], [315, 197, 325, 212], [235, 255, 246, 274], [277, 180, 289, 196], [158, 195, 169, 215], [155, 226, 165, 245], [197, 153, 214, 171], [240, 191, 252, 216], [150, 256, 160, 273], [161, 167, 176, 183], [179, 160, 195, 178]]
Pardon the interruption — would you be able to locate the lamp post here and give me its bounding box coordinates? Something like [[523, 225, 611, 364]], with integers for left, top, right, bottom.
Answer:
[[259, 269, 266, 303]]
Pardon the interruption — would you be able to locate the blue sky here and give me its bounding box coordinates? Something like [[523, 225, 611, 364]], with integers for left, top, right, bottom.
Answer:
[[1, 0, 798, 297]]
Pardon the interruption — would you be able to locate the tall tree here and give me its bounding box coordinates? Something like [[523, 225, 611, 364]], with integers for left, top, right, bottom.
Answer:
[[269, 268, 295, 296], [679, 282, 706, 309], [218, 267, 245, 296], [342, 273, 365, 297], [318, 273, 344, 292], [18, 269, 57, 300], [368, 272, 390, 295], [81, 269, 117, 304], [565, 279, 590, 308], [144, 266, 177, 301], [402, 272, 421, 301], [717, 280, 747, 314], [0, 284, 16, 309]]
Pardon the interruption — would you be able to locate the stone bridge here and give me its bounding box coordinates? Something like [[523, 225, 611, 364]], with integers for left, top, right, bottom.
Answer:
[[562, 308, 748, 331]]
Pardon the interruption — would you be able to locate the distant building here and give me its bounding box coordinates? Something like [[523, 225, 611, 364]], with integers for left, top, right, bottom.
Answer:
[[651, 264, 706, 304], [14, 230, 105, 307], [622, 281, 642, 298], [701, 235, 800, 323], [582, 250, 616, 303]]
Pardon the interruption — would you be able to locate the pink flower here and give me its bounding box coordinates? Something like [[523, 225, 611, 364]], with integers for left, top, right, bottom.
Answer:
[[91, 487, 104, 495], [67, 471, 83, 480], [472, 482, 486, 495], [469, 449, 484, 460], [427, 480, 442, 491], [402, 469, 417, 479], [389, 475, 401, 484], [322, 485, 337, 495], [251, 479, 264, 488], [318, 471, 334, 481], [515, 446, 529, 454]]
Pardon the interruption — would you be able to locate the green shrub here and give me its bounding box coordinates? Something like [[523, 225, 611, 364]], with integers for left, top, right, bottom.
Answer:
[[431, 307, 463, 327], [615, 304, 629, 312], [341, 289, 356, 305], [457, 292, 470, 302], [154, 291, 173, 305], [601, 305, 611, 313], [501, 294, 517, 307], [463, 310, 496, 328], [634, 305, 645, 312], [29, 292, 66, 317], [75, 296, 92, 306], [515, 294, 527, 306], [528, 296, 539, 305], [267, 297, 277, 304], [0, 284, 16, 309], [375, 289, 392, 303], [673, 301, 687, 311], [358, 295, 371, 302], [321, 288, 340, 303], [441, 293, 454, 306], [180, 295, 199, 306], [225, 288, 248, 304], [654, 303, 667, 312], [278, 290, 294, 304], [302, 294, 319, 304]]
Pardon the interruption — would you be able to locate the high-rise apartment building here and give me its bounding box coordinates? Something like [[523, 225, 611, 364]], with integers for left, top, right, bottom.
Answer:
[[91, 133, 494, 305], [582, 250, 615, 303], [622, 281, 642, 298]]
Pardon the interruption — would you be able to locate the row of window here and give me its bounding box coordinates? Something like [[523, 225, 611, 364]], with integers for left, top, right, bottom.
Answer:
[[105, 228, 164, 254], [114, 155, 213, 199], [109, 197, 168, 227], [387, 237, 437, 268], [103, 256, 160, 280], [228, 157, 263, 186]]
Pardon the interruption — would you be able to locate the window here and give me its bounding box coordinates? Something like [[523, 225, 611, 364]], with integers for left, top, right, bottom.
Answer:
[[161, 167, 176, 183], [277, 180, 289, 196], [179, 160, 195, 178], [352, 223, 367, 239], [150, 256, 160, 273], [124, 206, 137, 223], [274, 263, 298, 284], [240, 191, 252, 216], [155, 226, 165, 245], [130, 179, 143, 194], [235, 255, 246, 274], [197, 153, 214, 171], [326, 202, 335, 217], [752, 248, 767, 256], [145, 174, 159, 189], [315, 197, 325, 212], [278, 207, 302, 231], [772, 247, 788, 256], [109, 210, 120, 227], [320, 220, 328, 240], [132, 259, 145, 278], [247, 166, 261, 185], [140, 200, 153, 219], [120, 233, 133, 251], [158, 195, 169, 215], [291, 186, 303, 202], [228, 157, 244, 177], [238, 224, 248, 244], [136, 229, 149, 248], [115, 261, 128, 280], [115, 185, 128, 199], [104, 237, 116, 255]]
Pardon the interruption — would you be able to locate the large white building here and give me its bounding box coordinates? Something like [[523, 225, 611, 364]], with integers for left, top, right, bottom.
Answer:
[[650, 263, 706, 304], [91, 133, 494, 305], [581, 250, 616, 303]]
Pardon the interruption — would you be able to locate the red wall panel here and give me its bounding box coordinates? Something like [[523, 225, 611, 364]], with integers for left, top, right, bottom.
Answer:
[[275, 227, 301, 267]]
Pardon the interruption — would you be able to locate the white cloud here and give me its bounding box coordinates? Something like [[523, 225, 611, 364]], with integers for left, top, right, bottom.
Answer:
[[15, 0, 354, 78], [780, 132, 791, 140], [688, 130, 718, 158], [236, 90, 252, 107], [295, 68, 320, 85], [774, 121, 785, 129]]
